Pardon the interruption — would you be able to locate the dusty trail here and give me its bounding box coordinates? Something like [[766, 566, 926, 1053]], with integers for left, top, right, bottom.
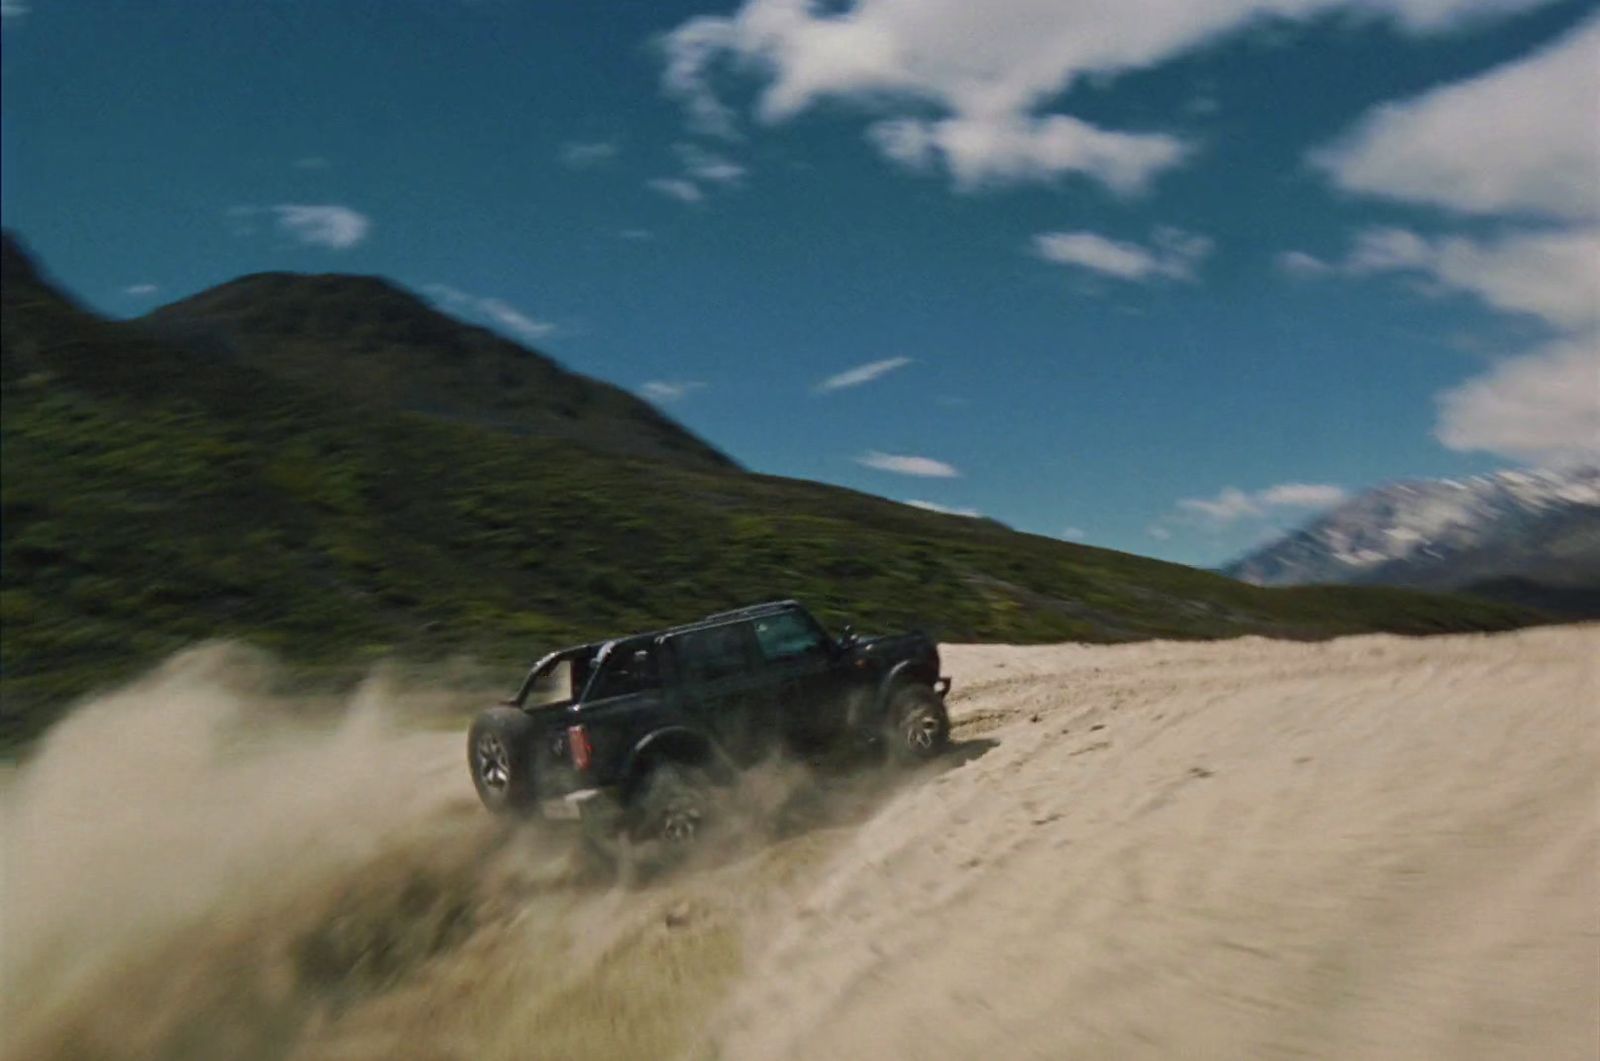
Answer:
[[2, 627, 1595, 1060]]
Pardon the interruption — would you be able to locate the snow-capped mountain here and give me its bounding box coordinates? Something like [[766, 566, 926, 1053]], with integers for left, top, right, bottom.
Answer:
[[1225, 467, 1600, 612]]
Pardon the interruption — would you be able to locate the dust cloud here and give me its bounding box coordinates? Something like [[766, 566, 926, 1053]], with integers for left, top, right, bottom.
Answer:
[[3, 627, 1597, 1060]]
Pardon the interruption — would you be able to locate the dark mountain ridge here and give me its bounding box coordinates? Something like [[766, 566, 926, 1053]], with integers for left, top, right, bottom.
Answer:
[[143, 268, 735, 470]]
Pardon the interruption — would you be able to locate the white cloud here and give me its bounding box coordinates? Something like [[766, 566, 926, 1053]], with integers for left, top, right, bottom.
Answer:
[[647, 177, 705, 204], [1284, 225, 1600, 331], [1172, 481, 1349, 528], [1314, 16, 1600, 220], [423, 284, 557, 343], [1061, 526, 1086, 540], [1276, 250, 1333, 277], [122, 283, 160, 297], [1177, 487, 1263, 525], [560, 140, 621, 168], [1344, 225, 1600, 330], [661, 0, 1554, 192], [868, 114, 1188, 193], [1034, 226, 1212, 282], [271, 204, 371, 249], [1435, 334, 1600, 461], [675, 142, 746, 185], [640, 380, 707, 403], [478, 299, 557, 343], [816, 356, 913, 392], [1147, 524, 1173, 541], [905, 499, 982, 517], [1257, 482, 1350, 507], [857, 451, 960, 478]]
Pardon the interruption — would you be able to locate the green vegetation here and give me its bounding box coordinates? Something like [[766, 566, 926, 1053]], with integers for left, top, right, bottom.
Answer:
[[0, 232, 1540, 749]]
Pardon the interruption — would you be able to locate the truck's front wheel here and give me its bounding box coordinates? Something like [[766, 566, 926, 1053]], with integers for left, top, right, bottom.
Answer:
[[885, 685, 950, 765]]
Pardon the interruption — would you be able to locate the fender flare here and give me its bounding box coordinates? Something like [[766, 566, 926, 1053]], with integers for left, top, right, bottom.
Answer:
[[870, 659, 937, 725], [620, 726, 733, 801]]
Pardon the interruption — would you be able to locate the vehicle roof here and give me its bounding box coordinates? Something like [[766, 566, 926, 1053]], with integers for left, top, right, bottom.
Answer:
[[548, 599, 805, 657]]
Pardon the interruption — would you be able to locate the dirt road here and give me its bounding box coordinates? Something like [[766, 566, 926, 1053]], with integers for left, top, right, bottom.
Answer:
[[3, 626, 1595, 1059]]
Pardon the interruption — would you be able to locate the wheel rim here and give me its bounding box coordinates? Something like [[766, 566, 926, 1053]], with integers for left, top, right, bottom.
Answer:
[[660, 796, 704, 844], [904, 709, 941, 752], [476, 734, 511, 791]]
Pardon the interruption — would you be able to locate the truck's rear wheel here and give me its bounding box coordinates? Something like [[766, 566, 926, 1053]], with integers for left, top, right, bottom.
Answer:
[[468, 707, 538, 816], [886, 685, 950, 764], [629, 763, 716, 847]]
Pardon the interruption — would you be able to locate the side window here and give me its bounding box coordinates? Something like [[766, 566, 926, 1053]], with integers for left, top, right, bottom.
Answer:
[[587, 644, 660, 700], [526, 658, 575, 706], [753, 612, 828, 663], [674, 624, 753, 684]]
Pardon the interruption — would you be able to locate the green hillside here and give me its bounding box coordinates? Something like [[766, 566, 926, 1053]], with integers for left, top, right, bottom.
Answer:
[[144, 268, 736, 471], [0, 232, 1541, 749]]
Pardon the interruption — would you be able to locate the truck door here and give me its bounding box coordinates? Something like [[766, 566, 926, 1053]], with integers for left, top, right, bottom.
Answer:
[[666, 622, 771, 765], [750, 609, 850, 752]]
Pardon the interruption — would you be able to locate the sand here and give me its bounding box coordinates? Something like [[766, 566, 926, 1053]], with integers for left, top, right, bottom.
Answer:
[[2, 625, 1595, 1060]]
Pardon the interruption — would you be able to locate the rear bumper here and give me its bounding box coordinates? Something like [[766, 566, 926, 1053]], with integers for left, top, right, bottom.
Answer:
[[541, 786, 623, 829]]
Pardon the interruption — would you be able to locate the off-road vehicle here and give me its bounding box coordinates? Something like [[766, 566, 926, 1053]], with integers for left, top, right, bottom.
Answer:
[[467, 600, 950, 848]]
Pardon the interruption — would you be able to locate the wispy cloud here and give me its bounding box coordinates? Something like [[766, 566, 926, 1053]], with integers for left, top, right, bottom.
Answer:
[[1033, 226, 1212, 283], [293, 156, 331, 170], [618, 228, 655, 241], [1164, 482, 1349, 531], [647, 177, 704, 204], [816, 356, 912, 393], [423, 283, 557, 343], [1, 0, 29, 22], [122, 283, 160, 297], [1061, 526, 1086, 541], [273, 204, 370, 249], [560, 140, 620, 168], [1275, 250, 1334, 277], [1281, 225, 1600, 331], [226, 203, 372, 249], [639, 380, 706, 403], [905, 499, 981, 517], [857, 451, 960, 478], [674, 142, 745, 185]]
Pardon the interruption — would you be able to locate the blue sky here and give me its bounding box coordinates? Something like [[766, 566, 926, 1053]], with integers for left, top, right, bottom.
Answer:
[[3, 0, 1596, 567]]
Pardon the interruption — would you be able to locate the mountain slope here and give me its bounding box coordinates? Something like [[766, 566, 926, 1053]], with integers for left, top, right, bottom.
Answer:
[[143, 270, 735, 471], [0, 232, 1542, 747], [1224, 467, 1600, 614]]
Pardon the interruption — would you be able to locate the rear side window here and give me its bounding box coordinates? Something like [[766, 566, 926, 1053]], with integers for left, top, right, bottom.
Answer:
[[674, 624, 753, 684], [587, 643, 660, 700], [753, 611, 828, 663]]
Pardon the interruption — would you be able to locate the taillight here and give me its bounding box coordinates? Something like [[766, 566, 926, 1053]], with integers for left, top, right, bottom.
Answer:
[[567, 724, 592, 772]]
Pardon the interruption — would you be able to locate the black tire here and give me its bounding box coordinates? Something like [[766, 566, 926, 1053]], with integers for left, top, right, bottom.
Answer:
[[467, 707, 539, 816], [627, 763, 717, 850], [885, 684, 950, 765]]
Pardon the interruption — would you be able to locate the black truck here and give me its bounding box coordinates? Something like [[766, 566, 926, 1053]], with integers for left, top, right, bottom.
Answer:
[[467, 600, 951, 848]]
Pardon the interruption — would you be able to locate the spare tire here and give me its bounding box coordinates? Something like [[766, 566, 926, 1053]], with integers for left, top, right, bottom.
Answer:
[[467, 707, 539, 816]]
